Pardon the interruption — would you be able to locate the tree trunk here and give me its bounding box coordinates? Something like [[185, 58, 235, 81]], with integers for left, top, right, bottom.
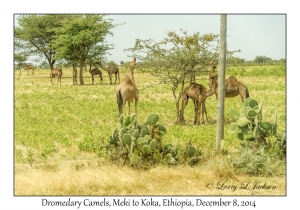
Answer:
[[79, 61, 85, 85], [175, 80, 185, 124], [175, 92, 183, 124]]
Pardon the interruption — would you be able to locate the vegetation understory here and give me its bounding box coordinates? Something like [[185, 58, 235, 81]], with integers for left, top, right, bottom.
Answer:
[[14, 66, 286, 196]]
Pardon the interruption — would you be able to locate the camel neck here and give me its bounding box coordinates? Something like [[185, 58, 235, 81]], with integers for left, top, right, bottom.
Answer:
[[99, 63, 108, 71]]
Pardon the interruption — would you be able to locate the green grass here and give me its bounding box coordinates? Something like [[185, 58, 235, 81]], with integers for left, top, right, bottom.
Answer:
[[14, 66, 286, 171]]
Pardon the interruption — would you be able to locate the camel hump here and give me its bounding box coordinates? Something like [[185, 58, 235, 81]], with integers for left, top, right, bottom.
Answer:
[[227, 76, 237, 81], [190, 82, 203, 88], [121, 76, 133, 84]]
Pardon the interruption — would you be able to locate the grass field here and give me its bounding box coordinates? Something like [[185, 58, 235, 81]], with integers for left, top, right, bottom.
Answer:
[[14, 65, 286, 195]]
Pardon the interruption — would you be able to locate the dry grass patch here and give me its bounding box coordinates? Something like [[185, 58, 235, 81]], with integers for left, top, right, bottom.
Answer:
[[15, 164, 285, 196]]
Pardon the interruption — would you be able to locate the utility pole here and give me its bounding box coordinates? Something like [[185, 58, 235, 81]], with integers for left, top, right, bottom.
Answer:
[[216, 14, 227, 153]]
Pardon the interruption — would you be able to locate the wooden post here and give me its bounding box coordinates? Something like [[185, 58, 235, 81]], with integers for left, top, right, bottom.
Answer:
[[216, 14, 227, 153]]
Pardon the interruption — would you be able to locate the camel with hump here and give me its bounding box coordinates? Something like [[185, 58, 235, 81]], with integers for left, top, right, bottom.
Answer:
[[88, 64, 103, 84], [19, 63, 34, 76], [180, 72, 217, 124], [209, 61, 249, 102], [116, 57, 139, 116], [50, 67, 63, 86], [96, 61, 120, 84]]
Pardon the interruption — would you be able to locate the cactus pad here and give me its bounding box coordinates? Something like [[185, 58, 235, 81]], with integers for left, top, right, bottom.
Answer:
[[237, 117, 250, 127], [124, 116, 131, 126], [228, 123, 239, 134], [187, 145, 198, 157], [118, 114, 124, 126], [133, 129, 140, 139], [244, 98, 258, 108], [154, 123, 167, 133], [229, 108, 239, 121], [142, 145, 151, 155], [237, 132, 244, 140], [122, 133, 132, 145], [247, 109, 257, 118], [145, 113, 159, 125], [258, 122, 273, 130], [149, 139, 158, 151]]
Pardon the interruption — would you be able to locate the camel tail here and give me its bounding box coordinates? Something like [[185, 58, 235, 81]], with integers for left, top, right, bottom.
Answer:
[[246, 87, 250, 98], [116, 90, 123, 116]]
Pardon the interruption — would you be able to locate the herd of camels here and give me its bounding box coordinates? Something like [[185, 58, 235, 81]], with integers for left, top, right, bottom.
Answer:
[[19, 59, 249, 123]]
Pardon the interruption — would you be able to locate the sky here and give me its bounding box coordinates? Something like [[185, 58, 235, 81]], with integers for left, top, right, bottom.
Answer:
[[14, 14, 286, 65], [104, 14, 286, 64]]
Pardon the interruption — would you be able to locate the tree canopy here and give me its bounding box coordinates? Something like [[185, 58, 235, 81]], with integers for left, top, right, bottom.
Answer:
[[14, 14, 117, 84], [125, 30, 221, 122], [15, 15, 67, 70], [52, 15, 116, 84], [254, 55, 272, 64]]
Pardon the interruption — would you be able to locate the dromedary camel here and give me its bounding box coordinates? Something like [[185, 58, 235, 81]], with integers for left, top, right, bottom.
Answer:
[[180, 75, 218, 124], [116, 57, 139, 116], [20, 63, 34, 76], [208, 62, 249, 102], [95, 61, 120, 84], [50, 68, 63, 86], [88, 64, 103, 85]]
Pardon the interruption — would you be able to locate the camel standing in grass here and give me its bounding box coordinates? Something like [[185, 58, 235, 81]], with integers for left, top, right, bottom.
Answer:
[[19, 63, 34, 76], [208, 62, 249, 102], [180, 75, 217, 124], [116, 57, 139, 116], [72, 64, 78, 85], [95, 61, 120, 84], [50, 68, 63, 86], [88, 64, 103, 84]]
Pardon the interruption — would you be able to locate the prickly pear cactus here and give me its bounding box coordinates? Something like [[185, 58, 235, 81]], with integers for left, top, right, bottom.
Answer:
[[145, 113, 159, 125], [228, 98, 281, 148], [183, 141, 201, 166], [105, 113, 169, 168]]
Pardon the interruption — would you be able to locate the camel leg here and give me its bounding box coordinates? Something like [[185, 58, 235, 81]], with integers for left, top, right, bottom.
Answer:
[[50, 73, 54, 85], [127, 101, 131, 115], [202, 100, 208, 124], [99, 74, 102, 84], [114, 73, 118, 84], [180, 95, 189, 122], [134, 99, 138, 115], [108, 73, 112, 84], [193, 100, 197, 124], [193, 100, 201, 125], [196, 100, 201, 125]]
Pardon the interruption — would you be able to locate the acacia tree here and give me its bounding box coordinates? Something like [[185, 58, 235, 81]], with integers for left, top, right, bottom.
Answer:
[[125, 30, 221, 123], [254, 55, 272, 64], [14, 15, 67, 70], [53, 15, 116, 85]]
